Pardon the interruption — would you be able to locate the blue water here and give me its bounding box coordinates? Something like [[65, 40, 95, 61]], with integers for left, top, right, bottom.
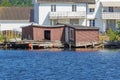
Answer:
[[0, 49, 120, 80]]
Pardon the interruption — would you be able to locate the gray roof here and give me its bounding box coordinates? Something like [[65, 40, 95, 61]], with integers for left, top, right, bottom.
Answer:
[[65, 24, 99, 30], [0, 7, 34, 21], [22, 24, 64, 28], [23, 24, 99, 30], [37, 0, 95, 4]]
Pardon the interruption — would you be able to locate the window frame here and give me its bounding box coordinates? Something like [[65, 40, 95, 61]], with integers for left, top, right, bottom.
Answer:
[[89, 8, 95, 12], [72, 5, 77, 12], [108, 7, 113, 12], [89, 20, 95, 27], [51, 5, 56, 12]]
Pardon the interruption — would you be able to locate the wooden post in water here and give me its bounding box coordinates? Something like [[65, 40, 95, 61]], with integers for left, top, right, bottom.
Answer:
[[92, 42, 95, 48], [85, 43, 87, 48], [38, 44, 41, 49], [28, 43, 33, 50], [69, 41, 71, 50]]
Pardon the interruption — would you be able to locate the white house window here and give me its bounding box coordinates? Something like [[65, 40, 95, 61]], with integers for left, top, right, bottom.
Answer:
[[70, 19, 79, 25], [51, 5, 56, 12], [72, 5, 77, 12], [106, 20, 116, 30], [89, 20, 95, 27], [89, 8, 95, 12], [108, 7, 113, 12]]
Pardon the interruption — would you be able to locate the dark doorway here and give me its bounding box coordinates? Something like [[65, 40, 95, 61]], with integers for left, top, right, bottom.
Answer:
[[44, 30, 51, 40]]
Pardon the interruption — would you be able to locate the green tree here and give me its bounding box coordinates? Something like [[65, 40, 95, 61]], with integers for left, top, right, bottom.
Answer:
[[107, 28, 117, 41], [0, 0, 32, 7], [0, 0, 12, 7], [117, 21, 120, 36], [0, 34, 4, 42]]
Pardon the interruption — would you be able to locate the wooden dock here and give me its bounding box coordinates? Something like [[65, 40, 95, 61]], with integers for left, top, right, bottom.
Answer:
[[5, 41, 64, 49], [75, 42, 103, 48], [0, 40, 103, 50]]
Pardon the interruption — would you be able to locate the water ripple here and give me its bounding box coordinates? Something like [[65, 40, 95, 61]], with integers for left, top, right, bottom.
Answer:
[[0, 49, 120, 80]]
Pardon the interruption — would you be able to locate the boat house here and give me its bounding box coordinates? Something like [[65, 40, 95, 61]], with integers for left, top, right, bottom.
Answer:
[[22, 24, 99, 47]]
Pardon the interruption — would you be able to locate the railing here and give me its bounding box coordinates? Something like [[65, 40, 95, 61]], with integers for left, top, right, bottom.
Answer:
[[87, 12, 95, 19], [102, 12, 120, 19], [49, 11, 86, 19]]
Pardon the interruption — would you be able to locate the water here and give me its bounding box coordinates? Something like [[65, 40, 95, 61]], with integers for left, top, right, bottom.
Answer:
[[0, 49, 120, 80]]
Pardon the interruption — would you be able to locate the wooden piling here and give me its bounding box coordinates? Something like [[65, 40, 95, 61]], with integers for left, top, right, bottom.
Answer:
[[28, 43, 33, 50]]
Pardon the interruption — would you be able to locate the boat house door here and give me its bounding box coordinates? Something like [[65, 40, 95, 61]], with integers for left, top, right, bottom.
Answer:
[[44, 30, 51, 40]]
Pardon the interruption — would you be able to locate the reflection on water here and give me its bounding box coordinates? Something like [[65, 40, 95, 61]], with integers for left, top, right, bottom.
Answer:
[[73, 48, 99, 52], [0, 49, 120, 80], [34, 48, 100, 52]]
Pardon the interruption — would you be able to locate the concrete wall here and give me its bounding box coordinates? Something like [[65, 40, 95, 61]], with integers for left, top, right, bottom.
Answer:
[[0, 23, 31, 32]]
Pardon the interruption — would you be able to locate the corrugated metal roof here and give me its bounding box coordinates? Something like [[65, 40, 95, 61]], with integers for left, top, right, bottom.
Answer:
[[37, 0, 95, 4], [0, 7, 34, 21]]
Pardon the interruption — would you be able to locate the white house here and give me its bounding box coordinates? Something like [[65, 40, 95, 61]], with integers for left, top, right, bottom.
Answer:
[[33, 0, 95, 26], [0, 7, 34, 32], [100, 0, 120, 32], [33, 0, 120, 32], [87, 0, 120, 32]]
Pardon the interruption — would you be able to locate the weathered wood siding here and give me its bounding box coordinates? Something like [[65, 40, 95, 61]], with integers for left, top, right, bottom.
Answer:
[[22, 27, 33, 40], [75, 29, 99, 46], [33, 27, 65, 41]]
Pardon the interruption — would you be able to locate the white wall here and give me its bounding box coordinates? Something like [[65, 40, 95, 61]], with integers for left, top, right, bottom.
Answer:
[[34, 0, 120, 32], [35, 3, 87, 25], [94, 1, 103, 32], [38, 4, 51, 25], [100, 0, 120, 2], [0, 23, 32, 32], [94, 0, 120, 32], [87, 0, 105, 32], [56, 3, 86, 12]]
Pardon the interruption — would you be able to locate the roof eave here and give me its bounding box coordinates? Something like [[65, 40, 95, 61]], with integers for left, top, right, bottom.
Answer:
[[37, 0, 95, 4]]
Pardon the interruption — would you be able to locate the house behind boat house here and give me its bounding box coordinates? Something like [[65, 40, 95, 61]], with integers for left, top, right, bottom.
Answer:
[[0, 7, 34, 38], [22, 25, 99, 47], [33, 0, 95, 27], [33, 0, 120, 32], [22, 0, 99, 47]]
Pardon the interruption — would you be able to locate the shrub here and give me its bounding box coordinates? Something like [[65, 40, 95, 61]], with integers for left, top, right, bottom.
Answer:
[[0, 35, 4, 42], [107, 28, 117, 41]]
